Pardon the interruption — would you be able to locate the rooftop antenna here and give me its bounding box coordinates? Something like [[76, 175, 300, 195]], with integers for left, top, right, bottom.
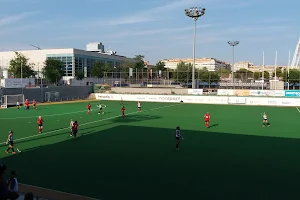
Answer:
[[29, 44, 41, 50]]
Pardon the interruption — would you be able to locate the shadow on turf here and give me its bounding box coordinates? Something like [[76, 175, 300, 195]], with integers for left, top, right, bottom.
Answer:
[[3, 114, 162, 146], [2, 125, 300, 200], [209, 124, 218, 128]]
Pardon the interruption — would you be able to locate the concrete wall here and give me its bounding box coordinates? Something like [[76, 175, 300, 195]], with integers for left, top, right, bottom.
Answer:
[[0, 86, 93, 102], [111, 87, 188, 94]]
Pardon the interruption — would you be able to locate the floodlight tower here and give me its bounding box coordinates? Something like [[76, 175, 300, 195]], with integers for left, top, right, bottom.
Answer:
[[228, 41, 239, 87], [185, 7, 206, 89]]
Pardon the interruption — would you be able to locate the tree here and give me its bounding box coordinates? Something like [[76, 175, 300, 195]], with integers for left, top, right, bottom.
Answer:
[[273, 67, 283, 78], [154, 61, 165, 72], [76, 71, 85, 80], [119, 60, 134, 72], [8, 52, 36, 78], [253, 71, 270, 80], [234, 68, 253, 82], [283, 69, 300, 84], [133, 55, 145, 69], [43, 58, 64, 83], [198, 68, 220, 83], [216, 68, 231, 78], [90, 62, 111, 78], [173, 61, 192, 82]]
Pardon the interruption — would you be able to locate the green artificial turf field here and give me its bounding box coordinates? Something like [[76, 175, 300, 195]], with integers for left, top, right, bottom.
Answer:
[[1, 101, 300, 200]]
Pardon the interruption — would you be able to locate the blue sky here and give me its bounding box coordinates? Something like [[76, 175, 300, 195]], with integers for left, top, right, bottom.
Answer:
[[0, 0, 299, 65]]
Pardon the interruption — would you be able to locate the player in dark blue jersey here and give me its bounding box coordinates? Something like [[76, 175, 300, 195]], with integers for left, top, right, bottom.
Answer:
[[175, 126, 183, 150], [5, 131, 16, 154]]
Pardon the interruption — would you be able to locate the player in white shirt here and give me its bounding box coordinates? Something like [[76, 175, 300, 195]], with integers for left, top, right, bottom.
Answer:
[[262, 112, 270, 127], [137, 102, 141, 111], [69, 119, 74, 136], [98, 104, 104, 114], [16, 102, 20, 110]]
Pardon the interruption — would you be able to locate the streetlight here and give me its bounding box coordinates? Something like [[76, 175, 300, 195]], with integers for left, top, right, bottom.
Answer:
[[185, 7, 206, 89], [228, 41, 239, 88]]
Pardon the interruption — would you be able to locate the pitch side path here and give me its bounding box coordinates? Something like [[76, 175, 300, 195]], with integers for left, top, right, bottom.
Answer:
[[1, 101, 300, 200]]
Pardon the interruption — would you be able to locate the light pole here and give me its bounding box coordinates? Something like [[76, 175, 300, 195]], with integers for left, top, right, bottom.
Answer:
[[262, 51, 265, 90], [185, 7, 206, 89], [228, 41, 239, 88]]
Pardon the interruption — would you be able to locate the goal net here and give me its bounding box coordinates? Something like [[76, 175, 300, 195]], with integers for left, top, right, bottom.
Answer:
[[1, 94, 25, 108], [45, 91, 60, 102]]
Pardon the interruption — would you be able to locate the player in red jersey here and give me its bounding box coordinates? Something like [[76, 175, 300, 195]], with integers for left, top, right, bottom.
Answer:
[[25, 99, 29, 110], [33, 100, 37, 109], [37, 116, 44, 133], [121, 106, 125, 118], [71, 121, 79, 139], [87, 103, 91, 114], [204, 112, 210, 128]]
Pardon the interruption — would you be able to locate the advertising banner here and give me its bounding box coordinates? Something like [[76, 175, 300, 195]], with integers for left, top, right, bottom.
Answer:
[[95, 93, 300, 107], [285, 90, 300, 97], [233, 90, 250, 96], [250, 90, 285, 97], [1, 78, 35, 88], [155, 95, 182, 102], [228, 97, 246, 104], [188, 89, 203, 95], [217, 89, 234, 96], [95, 94, 119, 100]]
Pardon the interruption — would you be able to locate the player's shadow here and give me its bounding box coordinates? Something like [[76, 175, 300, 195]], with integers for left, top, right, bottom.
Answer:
[[81, 114, 162, 132], [208, 124, 218, 128], [7, 130, 95, 146], [110, 114, 161, 123], [3, 125, 300, 200]]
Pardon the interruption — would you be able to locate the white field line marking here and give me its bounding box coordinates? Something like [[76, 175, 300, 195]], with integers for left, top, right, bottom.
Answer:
[[0, 104, 108, 120], [0, 110, 87, 120], [296, 107, 300, 113], [0, 104, 180, 145]]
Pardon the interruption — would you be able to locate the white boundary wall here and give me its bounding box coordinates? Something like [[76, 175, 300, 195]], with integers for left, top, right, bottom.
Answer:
[[95, 93, 300, 107]]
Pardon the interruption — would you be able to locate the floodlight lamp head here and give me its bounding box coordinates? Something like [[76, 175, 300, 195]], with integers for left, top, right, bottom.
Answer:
[[185, 7, 206, 18]]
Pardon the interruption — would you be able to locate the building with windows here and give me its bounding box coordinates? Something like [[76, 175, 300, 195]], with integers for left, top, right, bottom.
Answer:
[[232, 61, 254, 72], [248, 65, 287, 74], [0, 42, 134, 81], [161, 58, 229, 71]]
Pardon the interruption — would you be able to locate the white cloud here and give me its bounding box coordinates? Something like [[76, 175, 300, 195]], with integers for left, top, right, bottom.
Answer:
[[258, 18, 292, 24], [0, 11, 39, 26], [51, 24, 214, 41], [106, 24, 214, 39], [91, 0, 207, 26]]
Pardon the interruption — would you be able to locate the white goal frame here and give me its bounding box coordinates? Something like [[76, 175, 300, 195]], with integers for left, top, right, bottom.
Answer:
[[1, 94, 25, 108], [45, 91, 60, 102]]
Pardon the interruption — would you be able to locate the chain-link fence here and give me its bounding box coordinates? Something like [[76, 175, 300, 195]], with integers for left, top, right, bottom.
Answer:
[[100, 71, 274, 89]]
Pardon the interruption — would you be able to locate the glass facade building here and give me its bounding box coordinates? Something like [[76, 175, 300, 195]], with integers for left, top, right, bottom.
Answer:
[[46, 50, 124, 77]]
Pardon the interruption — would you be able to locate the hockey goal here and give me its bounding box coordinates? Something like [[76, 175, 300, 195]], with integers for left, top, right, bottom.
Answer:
[[1, 94, 25, 108], [45, 91, 60, 102]]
